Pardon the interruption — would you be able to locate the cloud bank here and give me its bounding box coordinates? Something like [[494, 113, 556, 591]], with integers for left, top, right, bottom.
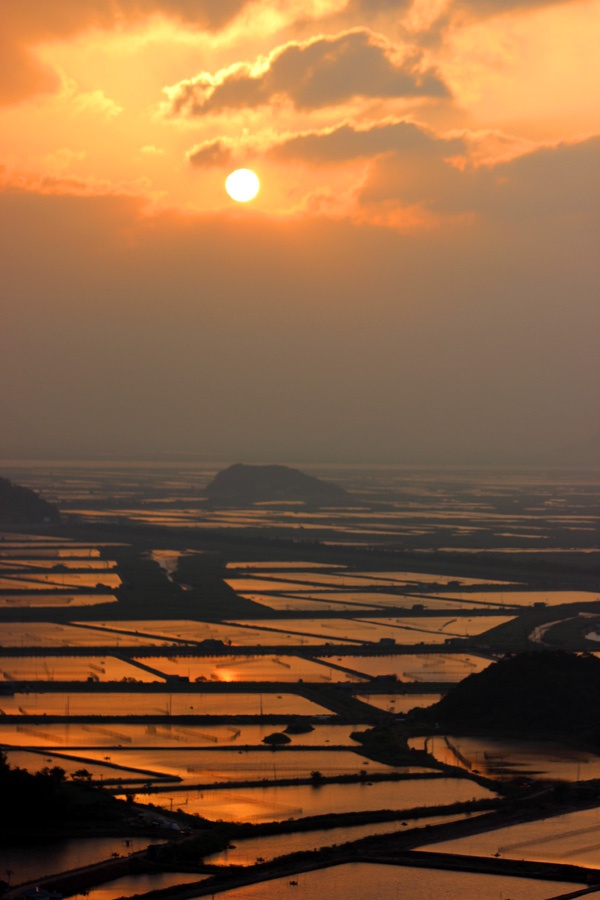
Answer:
[[167, 30, 450, 117]]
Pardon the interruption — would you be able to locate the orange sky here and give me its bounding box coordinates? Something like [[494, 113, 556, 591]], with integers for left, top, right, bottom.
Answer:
[[1, 0, 598, 463]]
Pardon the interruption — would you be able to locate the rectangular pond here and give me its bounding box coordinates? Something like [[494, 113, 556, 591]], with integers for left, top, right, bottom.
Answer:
[[0, 656, 164, 682], [0, 691, 329, 717], [232, 616, 512, 645], [0, 721, 361, 749], [129, 776, 495, 822], [0, 836, 165, 888], [433, 590, 600, 608], [0, 622, 173, 648], [0, 593, 117, 608], [408, 734, 600, 781], [239, 594, 378, 612], [199, 860, 583, 900], [80, 619, 335, 647], [357, 693, 443, 714], [317, 653, 493, 682], [421, 804, 600, 869], [204, 812, 483, 866], [132, 655, 358, 683], [76, 747, 420, 785]]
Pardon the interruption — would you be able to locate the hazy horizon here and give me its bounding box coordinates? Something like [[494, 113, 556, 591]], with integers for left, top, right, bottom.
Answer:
[[1, 0, 598, 467]]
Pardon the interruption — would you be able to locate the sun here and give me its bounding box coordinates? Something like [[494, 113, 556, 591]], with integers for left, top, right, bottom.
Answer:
[[225, 168, 260, 203]]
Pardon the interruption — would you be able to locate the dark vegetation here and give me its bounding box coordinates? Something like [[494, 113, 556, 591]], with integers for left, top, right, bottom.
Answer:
[[205, 463, 350, 505], [0, 751, 128, 834], [0, 477, 59, 525], [413, 650, 600, 747]]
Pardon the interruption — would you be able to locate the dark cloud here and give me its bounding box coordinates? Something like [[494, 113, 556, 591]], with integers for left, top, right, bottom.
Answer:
[[0, 0, 252, 104], [168, 30, 450, 117], [188, 139, 233, 167], [270, 119, 463, 164], [454, 0, 580, 15], [360, 134, 600, 220]]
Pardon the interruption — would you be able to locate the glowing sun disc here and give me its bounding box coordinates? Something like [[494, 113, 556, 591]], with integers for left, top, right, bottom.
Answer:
[[225, 168, 260, 202]]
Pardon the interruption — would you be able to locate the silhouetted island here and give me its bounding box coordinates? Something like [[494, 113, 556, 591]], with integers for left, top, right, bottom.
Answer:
[[0, 475, 60, 524], [205, 463, 350, 504], [413, 650, 600, 747]]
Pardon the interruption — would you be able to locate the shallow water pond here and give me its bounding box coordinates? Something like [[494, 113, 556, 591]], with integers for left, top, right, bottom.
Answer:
[[86, 872, 208, 900], [434, 590, 600, 608], [83, 619, 332, 647], [0, 593, 117, 608], [235, 616, 512, 645], [0, 558, 116, 570], [288, 591, 503, 610], [131, 776, 494, 822], [226, 561, 343, 570], [0, 721, 361, 749], [77, 746, 411, 785], [3, 748, 157, 784], [318, 653, 492, 682], [408, 734, 600, 781], [0, 691, 329, 717], [225, 578, 315, 593], [0, 572, 121, 588], [204, 812, 482, 865], [240, 593, 377, 612], [422, 804, 600, 868], [0, 655, 161, 682], [357, 693, 443, 713], [200, 860, 582, 900], [0, 622, 172, 648], [133, 654, 352, 683], [0, 836, 164, 887]]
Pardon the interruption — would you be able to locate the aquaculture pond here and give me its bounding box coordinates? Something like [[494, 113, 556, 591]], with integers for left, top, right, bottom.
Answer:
[[238, 593, 378, 612], [0, 721, 361, 749], [204, 811, 483, 866], [82, 619, 333, 646], [0, 837, 165, 887], [132, 654, 354, 683], [357, 693, 443, 713], [185, 860, 579, 899], [130, 776, 495, 822], [231, 616, 512, 645], [86, 873, 209, 900], [433, 590, 600, 608], [0, 691, 330, 716], [318, 653, 492, 682], [0, 593, 118, 608], [408, 734, 600, 781], [77, 747, 417, 786], [0, 655, 162, 682], [3, 749, 159, 784], [0, 622, 174, 647], [422, 804, 600, 868]]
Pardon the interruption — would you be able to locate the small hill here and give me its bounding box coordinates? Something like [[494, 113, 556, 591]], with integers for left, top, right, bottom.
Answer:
[[0, 476, 60, 524], [205, 463, 350, 505], [415, 651, 600, 747]]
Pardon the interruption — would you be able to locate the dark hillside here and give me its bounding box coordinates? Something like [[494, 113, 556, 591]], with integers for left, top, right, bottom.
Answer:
[[415, 651, 600, 746], [0, 476, 60, 524]]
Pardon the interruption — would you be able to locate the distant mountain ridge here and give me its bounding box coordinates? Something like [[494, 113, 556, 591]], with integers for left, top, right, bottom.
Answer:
[[0, 476, 60, 524], [205, 463, 350, 505]]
